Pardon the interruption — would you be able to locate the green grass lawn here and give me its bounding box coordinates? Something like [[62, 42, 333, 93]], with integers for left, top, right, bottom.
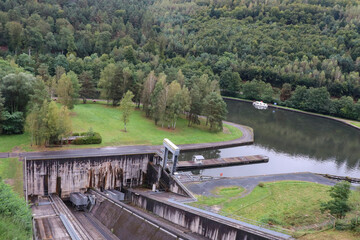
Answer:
[[190, 181, 360, 230], [350, 121, 360, 128], [0, 158, 23, 196], [69, 102, 242, 147], [0, 133, 31, 153], [0, 102, 243, 152]]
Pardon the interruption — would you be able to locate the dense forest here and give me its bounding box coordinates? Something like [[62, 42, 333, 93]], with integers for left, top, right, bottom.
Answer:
[[1, 0, 360, 137]]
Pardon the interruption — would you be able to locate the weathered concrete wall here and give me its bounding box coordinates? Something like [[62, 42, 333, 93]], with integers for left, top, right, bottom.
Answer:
[[160, 169, 190, 197], [129, 192, 270, 240], [26, 154, 153, 198], [91, 198, 177, 240], [146, 162, 192, 197]]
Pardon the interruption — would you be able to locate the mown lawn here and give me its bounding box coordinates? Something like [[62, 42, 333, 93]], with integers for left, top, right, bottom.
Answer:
[[0, 102, 243, 152], [190, 181, 360, 229], [69, 102, 242, 147], [350, 121, 360, 128], [0, 133, 31, 153], [0, 158, 23, 196]]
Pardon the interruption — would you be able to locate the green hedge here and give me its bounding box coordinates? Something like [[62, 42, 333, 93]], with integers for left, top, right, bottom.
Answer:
[[72, 132, 102, 145]]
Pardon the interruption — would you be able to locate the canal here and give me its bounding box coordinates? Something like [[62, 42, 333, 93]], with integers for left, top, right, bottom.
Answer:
[[180, 99, 360, 178]]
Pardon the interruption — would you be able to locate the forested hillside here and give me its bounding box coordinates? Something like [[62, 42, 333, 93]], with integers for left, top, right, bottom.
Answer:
[[0, 0, 360, 123]]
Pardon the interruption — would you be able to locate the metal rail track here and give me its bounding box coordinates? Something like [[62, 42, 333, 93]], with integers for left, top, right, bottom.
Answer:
[[49, 194, 93, 240]]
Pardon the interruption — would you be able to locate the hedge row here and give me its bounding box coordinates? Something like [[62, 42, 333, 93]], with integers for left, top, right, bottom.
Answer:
[[72, 132, 102, 145]]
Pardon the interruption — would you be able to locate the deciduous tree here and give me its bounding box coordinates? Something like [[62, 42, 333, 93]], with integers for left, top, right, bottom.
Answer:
[[57, 73, 75, 109], [321, 181, 352, 219], [119, 90, 134, 132]]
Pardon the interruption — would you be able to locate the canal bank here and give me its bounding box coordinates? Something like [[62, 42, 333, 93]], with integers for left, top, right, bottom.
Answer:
[[223, 97, 360, 131]]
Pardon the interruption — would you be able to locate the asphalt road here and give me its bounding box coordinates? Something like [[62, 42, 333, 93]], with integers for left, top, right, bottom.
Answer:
[[2, 121, 253, 160]]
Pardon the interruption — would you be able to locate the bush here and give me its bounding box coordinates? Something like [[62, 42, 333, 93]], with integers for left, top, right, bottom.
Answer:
[[350, 217, 360, 230], [1, 111, 24, 134], [258, 182, 265, 188], [72, 132, 102, 145], [0, 180, 32, 232], [335, 219, 350, 230]]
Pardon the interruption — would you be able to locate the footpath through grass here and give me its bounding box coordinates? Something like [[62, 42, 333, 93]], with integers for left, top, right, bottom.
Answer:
[[189, 181, 360, 237]]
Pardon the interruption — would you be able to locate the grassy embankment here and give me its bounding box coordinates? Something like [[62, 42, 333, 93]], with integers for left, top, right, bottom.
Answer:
[[0, 179, 32, 240], [189, 181, 360, 239], [0, 158, 23, 195]]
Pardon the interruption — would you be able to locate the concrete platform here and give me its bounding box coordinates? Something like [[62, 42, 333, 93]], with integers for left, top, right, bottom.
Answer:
[[32, 196, 71, 240], [177, 155, 269, 171]]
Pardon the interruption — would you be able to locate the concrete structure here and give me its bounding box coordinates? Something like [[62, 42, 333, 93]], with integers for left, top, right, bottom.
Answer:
[[26, 153, 156, 198], [177, 155, 269, 171]]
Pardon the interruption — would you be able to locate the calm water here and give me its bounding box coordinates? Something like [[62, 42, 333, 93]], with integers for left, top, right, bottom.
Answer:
[[180, 100, 360, 178]]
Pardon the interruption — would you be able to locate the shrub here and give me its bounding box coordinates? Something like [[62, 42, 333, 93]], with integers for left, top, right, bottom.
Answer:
[[335, 219, 350, 230], [258, 182, 265, 188], [72, 132, 102, 145], [260, 216, 283, 225], [350, 217, 360, 230], [1, 111, 24, 134]]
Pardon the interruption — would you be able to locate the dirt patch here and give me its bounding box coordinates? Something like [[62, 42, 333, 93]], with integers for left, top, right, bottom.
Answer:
[[211, 205, 221, 213], [222, 127, 231, 134], [156, 125, 180, 133], [11, 146, 22, 153], [4, 179, 14, 185]]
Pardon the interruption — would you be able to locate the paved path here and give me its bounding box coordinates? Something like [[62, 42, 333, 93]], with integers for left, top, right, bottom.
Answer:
[[185, 172, 341, 197], [1, 122, 253, 160]]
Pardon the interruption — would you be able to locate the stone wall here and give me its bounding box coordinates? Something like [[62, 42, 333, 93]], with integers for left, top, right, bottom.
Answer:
[[26, 154, 153, 198]]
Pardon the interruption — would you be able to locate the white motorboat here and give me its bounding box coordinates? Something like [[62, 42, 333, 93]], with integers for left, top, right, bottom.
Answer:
[[252, 101, 268, 109]]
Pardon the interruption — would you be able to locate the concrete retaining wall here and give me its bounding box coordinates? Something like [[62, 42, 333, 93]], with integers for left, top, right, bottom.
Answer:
[[91, 199, 177, 240], [26, 154, 153, 198], [129, 192, 269, 240]]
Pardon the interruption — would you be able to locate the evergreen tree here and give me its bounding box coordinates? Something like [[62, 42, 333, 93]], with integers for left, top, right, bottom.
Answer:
[[79, 71, 96, 103]]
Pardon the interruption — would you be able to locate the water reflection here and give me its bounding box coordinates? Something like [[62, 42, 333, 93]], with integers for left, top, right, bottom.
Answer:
[[179, 100, 360, 178]]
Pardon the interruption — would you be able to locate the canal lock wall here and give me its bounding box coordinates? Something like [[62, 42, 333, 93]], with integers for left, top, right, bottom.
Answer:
[[26, 153, 155, 198], [128, 191, 269, 240]]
